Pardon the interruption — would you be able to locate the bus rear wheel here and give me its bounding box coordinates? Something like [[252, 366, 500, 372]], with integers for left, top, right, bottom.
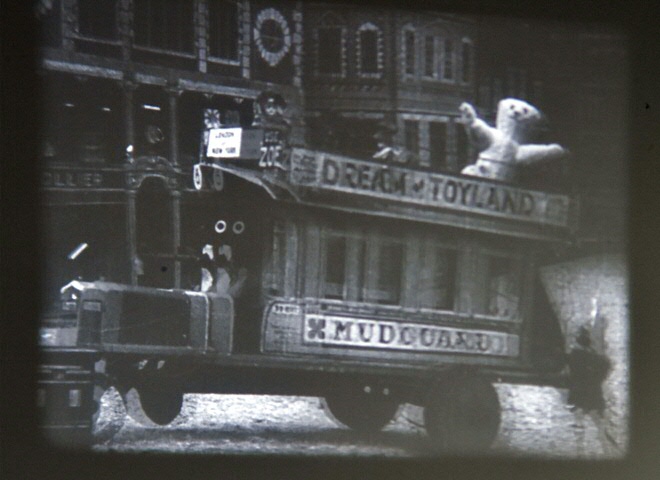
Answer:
[[423, 374, 501, 452], [123, 384, 184, 426], [323, 384, 400, 433]]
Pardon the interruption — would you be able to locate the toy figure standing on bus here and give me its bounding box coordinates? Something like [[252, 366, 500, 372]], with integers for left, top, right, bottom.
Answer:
[[255, 91, 290, 170], [459, 99, 567, 182]]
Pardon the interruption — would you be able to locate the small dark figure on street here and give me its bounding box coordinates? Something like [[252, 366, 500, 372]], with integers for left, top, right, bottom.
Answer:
[[567, 326, 610, 414], [566, 324, 619, 456]]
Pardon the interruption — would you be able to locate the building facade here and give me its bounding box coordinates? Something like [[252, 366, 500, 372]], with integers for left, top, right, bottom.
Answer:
[[37, 0, 305, 310], [302, 4, 477, 171]]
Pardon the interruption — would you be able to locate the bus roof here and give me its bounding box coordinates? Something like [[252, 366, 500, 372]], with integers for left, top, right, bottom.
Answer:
[[212, 148, 578, 243]]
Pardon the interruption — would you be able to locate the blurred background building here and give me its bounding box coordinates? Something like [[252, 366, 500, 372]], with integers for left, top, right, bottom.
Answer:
[[35, 0, 627, 309]]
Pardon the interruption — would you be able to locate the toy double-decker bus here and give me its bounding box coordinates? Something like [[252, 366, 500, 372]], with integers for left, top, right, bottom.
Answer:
[[46, 143, 577, 451]]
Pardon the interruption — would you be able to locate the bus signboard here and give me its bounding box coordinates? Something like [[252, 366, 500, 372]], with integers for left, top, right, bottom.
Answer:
[[289, 148, 575, 230]]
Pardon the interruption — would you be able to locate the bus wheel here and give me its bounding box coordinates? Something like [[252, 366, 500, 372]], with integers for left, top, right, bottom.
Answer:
[[193, 164, 205, 190], [323, 385, 399, 433], [123, 385, 184, 426], [423, 374, 501, 452]]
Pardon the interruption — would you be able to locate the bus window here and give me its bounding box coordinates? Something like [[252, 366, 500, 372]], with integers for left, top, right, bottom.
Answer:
[[418, 245, 457, 310], [263, 222, 287, 296], [482, 254, 521, 319], [323, 235, 347, 300], [364, 241, 403, 306]]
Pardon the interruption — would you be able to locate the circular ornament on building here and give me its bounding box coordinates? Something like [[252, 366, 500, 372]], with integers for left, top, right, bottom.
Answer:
[[254, 8, 292, 67]]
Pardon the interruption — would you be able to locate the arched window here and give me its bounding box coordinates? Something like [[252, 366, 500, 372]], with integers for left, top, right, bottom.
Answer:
[[316, 13, 346, 76], [357, 22, 383, 78], [402, 25, 416, 76]]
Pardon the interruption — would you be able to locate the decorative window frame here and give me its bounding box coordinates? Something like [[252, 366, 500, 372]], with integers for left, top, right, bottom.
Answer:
[[356, 22, 384, 79], [253, 6, 292, 67], [314, 13, 347, 78], [401, 24, 416, 78]]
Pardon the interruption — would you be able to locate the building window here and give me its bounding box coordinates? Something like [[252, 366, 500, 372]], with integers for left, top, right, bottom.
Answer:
[[417, 245, 456, 310], [317, 13, 345, 76], [317, 27, 343, 75], [429, 121, 447, 170], [441, 38, 454, 81], [404, 120, 419, 154], [208, 0, 239, 61], [133, 0, 194, 53], [423, 35, 435, 78], [460, 38, 472, 83], [403, 28, 416, 75], [77, 0, 117, 40], [134, 86, 169, 158], [357, 23, 382, 77], [41, 75, 123, 164]]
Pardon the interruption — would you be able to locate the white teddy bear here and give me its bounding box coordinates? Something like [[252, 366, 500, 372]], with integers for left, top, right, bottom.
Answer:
[[459, 98, 567, 182]]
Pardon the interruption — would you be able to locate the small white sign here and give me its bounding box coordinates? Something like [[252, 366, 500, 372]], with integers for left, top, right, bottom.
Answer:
[[207, 128, 243, 158]]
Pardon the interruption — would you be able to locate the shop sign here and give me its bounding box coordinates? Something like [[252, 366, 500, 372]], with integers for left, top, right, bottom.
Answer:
[[42, 169, 112, 189], [303, 314, 519, 357], [289, 149, 572, 228]]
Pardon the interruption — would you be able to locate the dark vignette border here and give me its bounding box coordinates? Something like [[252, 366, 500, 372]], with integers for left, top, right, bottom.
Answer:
[[1, 0, 658, 479]]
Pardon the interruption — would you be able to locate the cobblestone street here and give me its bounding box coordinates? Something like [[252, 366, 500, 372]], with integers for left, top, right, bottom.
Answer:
[[91, 383, 624, 458]]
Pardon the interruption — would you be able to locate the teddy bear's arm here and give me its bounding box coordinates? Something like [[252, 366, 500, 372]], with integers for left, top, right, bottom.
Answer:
[[459, 103, 496, 151], [515, 143, 566, 166]]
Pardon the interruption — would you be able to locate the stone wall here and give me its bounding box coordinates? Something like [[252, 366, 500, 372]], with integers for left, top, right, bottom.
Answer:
[[540, 254, 629, 455]]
